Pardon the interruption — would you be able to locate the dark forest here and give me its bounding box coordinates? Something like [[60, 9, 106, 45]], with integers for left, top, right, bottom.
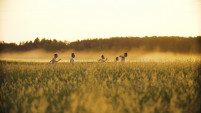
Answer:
[[0, 36, 201, 54]]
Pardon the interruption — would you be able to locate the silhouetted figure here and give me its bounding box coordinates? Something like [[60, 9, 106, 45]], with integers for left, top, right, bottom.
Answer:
[[98, 55, 108, 62], [114, 57, 119, 62], [119, 53, 127, 62], [50, 53, 61, 66], [70, 53, 75, 65]]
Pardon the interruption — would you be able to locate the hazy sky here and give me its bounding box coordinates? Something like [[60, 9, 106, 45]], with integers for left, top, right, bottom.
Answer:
[[0, 0, 201, 43]]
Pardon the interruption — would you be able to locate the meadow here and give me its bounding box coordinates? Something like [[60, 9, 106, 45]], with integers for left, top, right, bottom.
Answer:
[[0, 59, 201, 113]]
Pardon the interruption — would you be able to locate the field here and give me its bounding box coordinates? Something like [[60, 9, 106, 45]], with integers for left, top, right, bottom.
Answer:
[[0, 60, 201, 113]]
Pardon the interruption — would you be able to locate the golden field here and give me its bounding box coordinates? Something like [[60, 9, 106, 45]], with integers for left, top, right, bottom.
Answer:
[[0, 59, 201, 113]]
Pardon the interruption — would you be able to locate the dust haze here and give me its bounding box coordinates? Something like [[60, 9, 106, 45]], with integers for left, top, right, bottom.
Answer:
[[0, 49, 200, 62]]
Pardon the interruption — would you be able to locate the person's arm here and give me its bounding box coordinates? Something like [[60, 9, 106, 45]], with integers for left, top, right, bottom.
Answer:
[[57, 59, 61, 62], [103, 58, 108, 62], [50, 59, 53, 62]]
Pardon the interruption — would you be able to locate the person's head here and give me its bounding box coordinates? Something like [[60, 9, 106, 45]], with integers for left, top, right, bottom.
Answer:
[[54, 53, 58, 58], [116, 57, 119, 61], [124, 53, 128, 57], [72, 53, 75, 58], [101, 55, 105, 59]]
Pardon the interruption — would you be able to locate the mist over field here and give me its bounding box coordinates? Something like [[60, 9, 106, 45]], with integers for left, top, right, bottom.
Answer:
[[0, 49, 200, 62]]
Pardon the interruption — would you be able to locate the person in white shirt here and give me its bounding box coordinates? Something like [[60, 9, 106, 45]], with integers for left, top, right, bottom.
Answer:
[[50, 53, 61, 66], [119, 53, 128, 62], [98, 55, 108, 62], [70, 53, 75, 65]]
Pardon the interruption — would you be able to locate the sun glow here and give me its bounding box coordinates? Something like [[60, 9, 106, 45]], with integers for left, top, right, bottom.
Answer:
[[0, 0, 201, 43]]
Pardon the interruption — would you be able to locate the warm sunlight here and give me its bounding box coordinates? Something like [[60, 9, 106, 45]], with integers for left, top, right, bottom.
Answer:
[[0, 0, 201, 43], [1, 1, 201, 113]]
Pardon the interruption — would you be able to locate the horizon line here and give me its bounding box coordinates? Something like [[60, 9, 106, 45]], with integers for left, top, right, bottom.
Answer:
[[0, 35, 200, 44]]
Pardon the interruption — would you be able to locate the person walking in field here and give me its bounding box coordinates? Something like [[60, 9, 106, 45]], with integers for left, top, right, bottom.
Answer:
[[50, 53, 61, 66], [119, 53, 128, 62], [70, 53, 75, 65], [98, 55, 108, 62], [114, 57, 119, 62]]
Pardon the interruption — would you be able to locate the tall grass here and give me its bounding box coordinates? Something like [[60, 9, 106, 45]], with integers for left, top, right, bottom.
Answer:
[[0, 61, 201, 113]]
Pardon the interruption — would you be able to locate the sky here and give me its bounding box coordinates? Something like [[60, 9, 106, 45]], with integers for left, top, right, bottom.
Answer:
[[0, 0, 201, 43]]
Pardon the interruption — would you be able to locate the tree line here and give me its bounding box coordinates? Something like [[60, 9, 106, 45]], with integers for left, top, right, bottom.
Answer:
[[0, 36, 201, 53]]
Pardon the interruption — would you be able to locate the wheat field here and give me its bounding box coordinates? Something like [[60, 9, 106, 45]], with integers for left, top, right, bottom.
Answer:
[[0, 61, 201, 113]]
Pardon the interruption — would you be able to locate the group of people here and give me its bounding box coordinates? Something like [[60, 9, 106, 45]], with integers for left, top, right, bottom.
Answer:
[[98, 53, 128, 63], [50, 52, 128, 65]]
